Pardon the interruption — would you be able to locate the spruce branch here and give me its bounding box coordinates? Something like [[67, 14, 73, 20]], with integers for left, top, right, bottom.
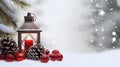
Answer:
[[0, 30, 12, 37], [0, 9, 17, 29], [11, 0, 31, 9]]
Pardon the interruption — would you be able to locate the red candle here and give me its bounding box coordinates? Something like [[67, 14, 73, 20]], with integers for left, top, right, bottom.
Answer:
[[24, 40, 33, 50]]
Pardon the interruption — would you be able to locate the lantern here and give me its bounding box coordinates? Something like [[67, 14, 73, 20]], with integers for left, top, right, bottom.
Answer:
[[17, 12, 42, 52]]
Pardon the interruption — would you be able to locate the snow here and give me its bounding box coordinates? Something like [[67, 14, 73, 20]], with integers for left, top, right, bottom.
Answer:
[[112, 31, 116, 36], [112, 37, 116, 43], [117, 0, 120, 7], [0, 24, 13, 33], [102, 37, 105, 40], [98, 9, 105, 16], [101, 27, 105, 32], [90, 0, 93, 3], [95, 29, 98, 31], [99, 43, 103, 46], [89, 0, 120, 51], [0, 50, 120, 67]]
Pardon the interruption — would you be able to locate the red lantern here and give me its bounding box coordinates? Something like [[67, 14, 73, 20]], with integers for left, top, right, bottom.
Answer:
[[17, 13, 42, 52]]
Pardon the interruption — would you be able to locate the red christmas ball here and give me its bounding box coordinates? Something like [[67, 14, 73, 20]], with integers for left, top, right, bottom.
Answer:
[[44, 49, 50, 55], [56, 53, 63, 61], [16, 52, 25, 61], [0, 54, 5, 60], [49, 53, 56, 61], [52, 50, 59, 54], [40, 54, 49, 63], [5, 54, 15, 62]]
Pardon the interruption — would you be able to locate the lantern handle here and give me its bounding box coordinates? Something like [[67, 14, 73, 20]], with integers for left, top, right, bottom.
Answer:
[[28, 12, 37, 21]]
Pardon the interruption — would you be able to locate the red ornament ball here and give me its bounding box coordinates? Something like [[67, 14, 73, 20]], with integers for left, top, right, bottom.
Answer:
[[44, 49, 50, 55], [16, 52, 25, 61], [52, 50, 59, 54], [56, 53, 63, 61], [40, 54, 49, 63], [5, 54, 15, 62], [49, 53, 56, 61], [0, 54, 5, 60]]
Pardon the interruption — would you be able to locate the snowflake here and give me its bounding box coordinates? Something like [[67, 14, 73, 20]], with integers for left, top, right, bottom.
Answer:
[[112, 37, 116, 43], [117, 0, 120, 7], [98, 9, 105, 16], [95, 29, 98, 31], [99, 43, 103, 46], [110, 1, 113, 4], [102, 37, 105, 40], [109, 8, 113, 11], [96, 4, 101, 8], [115, 26, 117, 28], [90, 39, 94, 43], [113, 46, 116, 49], [101, 27, 104, 32], [90, 19, 95, 24], [90, 0, 93, 3], [90, 35, 94, 38], [105, 0, 108, 1], [112, 31, 116, 36]]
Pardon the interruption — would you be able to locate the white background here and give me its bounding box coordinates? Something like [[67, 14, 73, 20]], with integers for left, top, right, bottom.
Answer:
[[17, 0, 92, 52]]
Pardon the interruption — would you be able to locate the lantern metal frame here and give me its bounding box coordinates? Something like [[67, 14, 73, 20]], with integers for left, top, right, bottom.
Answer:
[[17, 13, 42, 52]]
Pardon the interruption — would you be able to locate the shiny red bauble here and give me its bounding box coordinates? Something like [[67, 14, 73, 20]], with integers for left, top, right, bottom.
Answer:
[[52, 50, 59, 54], [16, 52, 25, 61], [44, 49, 50, 55], [56, 53, 63, 61], [49, 53, 56, 61], [0, 54, 5, 60], [5, 54, 15, 62], [40, 54, 49, 63]]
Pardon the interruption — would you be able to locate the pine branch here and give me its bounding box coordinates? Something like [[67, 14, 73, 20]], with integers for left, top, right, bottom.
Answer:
[[0, 0, 16, 13], [11, 0, 31, 9], [0, 30, 11, 37], [0, 9, 17, 29]]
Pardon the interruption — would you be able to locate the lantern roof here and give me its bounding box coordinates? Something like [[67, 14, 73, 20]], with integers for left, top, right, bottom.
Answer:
[[17, 12, 42, 32]]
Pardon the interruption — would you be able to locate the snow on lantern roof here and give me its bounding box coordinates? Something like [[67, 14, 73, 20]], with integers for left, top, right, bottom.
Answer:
[[17, 12, 42, 32]]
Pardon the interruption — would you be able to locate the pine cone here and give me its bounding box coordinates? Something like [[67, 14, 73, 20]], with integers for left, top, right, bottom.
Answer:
[[27, 44, 45, 60], [0, 35, 18, 54]]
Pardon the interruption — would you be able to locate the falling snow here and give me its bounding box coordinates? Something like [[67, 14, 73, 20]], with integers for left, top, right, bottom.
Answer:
[[99, 43, 103, 46], [98, 9, 105, 16], [112, 37, 116, 43], [88, 0, 120, 51], [112, 31, 116, 36]]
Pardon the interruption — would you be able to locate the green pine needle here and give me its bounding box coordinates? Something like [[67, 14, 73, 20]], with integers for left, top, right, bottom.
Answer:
[[0, 30, 12, 37], [0, 0, 31, 37], [11, 0, 31, 9], [0, 9, 17, 29]]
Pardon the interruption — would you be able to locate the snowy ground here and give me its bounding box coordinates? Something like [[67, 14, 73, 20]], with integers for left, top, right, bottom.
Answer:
[[0, 49, 120, 67]]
